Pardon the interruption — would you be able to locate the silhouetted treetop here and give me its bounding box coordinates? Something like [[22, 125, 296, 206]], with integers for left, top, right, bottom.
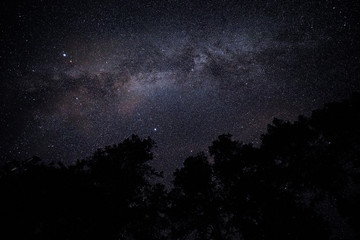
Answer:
[[88, 135, 158, 189], [173, 152, 212, 194], [1, 93, 360, 239]]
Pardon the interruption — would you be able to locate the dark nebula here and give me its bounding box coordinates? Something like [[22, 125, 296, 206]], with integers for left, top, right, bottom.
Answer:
[[1, 0, 359, 181]]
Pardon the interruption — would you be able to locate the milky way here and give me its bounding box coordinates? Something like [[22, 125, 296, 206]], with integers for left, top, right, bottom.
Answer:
[[1, 0, 359, 181]]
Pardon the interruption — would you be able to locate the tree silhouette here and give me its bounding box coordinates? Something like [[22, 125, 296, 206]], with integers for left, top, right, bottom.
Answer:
[[1, 93, 359, 239], [0, 135, 165, 240], [259, 93, 360, 239], [169, 153, 226, 240], [83, 134, 165, 240], [209, 134, 265, 239]]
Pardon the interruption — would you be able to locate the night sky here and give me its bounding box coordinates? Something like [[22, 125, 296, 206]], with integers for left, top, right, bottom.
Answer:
[[1, 0, 359, 181]]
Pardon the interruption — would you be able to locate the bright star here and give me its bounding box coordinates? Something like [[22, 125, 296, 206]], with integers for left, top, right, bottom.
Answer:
[[154, 128, 157, 132], [62, 53, 67, 57]]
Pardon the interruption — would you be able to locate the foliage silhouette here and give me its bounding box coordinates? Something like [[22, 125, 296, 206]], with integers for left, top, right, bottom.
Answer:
[[1, 93, 359, 239], [0, 135, 165, 240], [169, 153, 226, 240]]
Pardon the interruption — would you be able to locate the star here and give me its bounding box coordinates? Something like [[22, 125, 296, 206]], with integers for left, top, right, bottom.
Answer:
[[1, 0, 358, 188]]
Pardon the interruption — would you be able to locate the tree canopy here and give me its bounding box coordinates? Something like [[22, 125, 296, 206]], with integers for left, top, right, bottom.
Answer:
[[1, 93, 359, 239]]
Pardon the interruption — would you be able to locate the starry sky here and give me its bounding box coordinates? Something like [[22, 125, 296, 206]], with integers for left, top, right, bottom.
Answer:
[[1, 0, 359, 180]]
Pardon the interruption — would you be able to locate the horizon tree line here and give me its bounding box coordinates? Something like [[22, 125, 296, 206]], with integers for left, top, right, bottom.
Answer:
[[1, 93, 359, 239]]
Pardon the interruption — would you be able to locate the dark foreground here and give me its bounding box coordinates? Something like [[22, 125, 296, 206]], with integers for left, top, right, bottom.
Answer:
[[1, 93, 359, 239]]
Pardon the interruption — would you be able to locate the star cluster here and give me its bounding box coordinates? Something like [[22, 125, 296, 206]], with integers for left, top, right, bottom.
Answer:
[[1, 0, 359, 181]]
